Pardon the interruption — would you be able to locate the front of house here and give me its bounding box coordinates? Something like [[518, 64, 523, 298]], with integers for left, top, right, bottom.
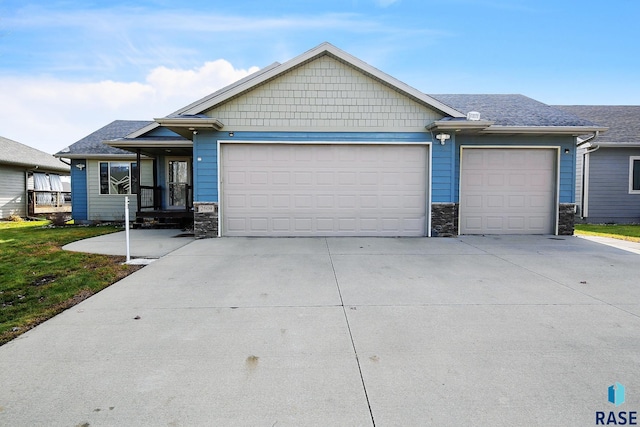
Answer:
[[59, 43, 604, 238]]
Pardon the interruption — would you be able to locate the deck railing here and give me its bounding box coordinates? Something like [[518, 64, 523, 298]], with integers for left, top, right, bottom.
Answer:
[[28, 190, 72, 215], [138, 185, 192, 211]]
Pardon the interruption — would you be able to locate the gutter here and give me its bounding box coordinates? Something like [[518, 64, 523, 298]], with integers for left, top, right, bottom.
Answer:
[[576, 130, 600, 147]]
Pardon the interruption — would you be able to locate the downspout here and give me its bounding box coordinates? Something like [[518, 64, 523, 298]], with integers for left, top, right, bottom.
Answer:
[[579, 132, 601, 219]]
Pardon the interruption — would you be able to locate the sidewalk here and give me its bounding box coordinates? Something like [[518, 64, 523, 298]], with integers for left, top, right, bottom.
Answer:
[[62, 228, 195, 259], [575, 234, 640, 255]]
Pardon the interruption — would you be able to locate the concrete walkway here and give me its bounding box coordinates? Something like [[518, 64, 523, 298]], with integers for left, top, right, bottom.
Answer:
[[62, 228, 195, 259], [1, 235, 640, 426]]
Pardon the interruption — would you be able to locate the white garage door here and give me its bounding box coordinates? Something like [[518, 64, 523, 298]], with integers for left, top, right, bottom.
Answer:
[[460, 148, 557, 234], [221, 144, 428, 236]]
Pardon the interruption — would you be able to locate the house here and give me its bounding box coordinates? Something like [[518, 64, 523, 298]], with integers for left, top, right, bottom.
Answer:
[[0, 136, 70, 219], [555, 105, 639, 224], [58, 42, 605, 237], [55, 120, 167, 224]]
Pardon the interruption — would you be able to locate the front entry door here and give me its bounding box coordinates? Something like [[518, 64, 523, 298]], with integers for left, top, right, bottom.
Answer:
[[166, 158, 191, 209]]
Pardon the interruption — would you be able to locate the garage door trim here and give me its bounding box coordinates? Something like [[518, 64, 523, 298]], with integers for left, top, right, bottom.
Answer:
[[217, 140, 433, 237], [458, 145, 560, 235]]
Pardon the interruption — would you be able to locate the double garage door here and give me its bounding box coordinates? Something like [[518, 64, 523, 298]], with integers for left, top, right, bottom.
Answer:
[[221, 144, 428, 236]]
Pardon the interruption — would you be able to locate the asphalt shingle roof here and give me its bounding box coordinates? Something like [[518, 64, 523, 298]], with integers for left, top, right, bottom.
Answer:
[[430, 94, 598, 127], [0, 136, 70, 172], [554, 105, 640, 143], [56, 120, 153, 156]]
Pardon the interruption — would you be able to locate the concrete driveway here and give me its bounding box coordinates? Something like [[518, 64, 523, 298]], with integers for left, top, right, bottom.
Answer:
[[1, 235, 640, 426]]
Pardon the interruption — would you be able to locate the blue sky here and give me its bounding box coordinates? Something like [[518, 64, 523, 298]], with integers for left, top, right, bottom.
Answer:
[[1, 0, 639, 153]]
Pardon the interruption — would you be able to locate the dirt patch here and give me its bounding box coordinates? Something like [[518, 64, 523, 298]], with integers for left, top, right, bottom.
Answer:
[[29, 275, 56, 287]]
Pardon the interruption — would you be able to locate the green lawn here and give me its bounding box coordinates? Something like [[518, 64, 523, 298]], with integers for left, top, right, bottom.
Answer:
[[574, 223, 640, 243], [0, 220, 141, 345]]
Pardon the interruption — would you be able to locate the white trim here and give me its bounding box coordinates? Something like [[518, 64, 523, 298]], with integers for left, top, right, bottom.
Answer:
[[217, 139, 431, 146], [427, 146, 433, 237], [458, 146, 560, 236], [217, 140, 432, 237], [628, 156, 640, 194], [217, 140, 222, 237], [479, 125, 607, 135], [583, 152, 590, 218], [554, 149, 561, 235]]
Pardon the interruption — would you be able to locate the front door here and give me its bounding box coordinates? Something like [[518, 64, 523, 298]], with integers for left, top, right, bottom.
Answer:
[[166, 158, 191, 210]]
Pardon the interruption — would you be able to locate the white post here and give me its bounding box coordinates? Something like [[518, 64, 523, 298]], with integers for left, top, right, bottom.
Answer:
[[124, 196, 131, 263]]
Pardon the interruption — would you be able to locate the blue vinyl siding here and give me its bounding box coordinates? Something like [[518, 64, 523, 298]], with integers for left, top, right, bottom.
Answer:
[[191, 131, 576, 205], [193, 131, 433, 203], [70, 159, 88, 220], [452, 134, 576, 204], [431, 136, 455, 202]]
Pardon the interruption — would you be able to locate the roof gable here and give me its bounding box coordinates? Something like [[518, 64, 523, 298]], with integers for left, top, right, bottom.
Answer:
[[0, 136, 69, 173], [180, 42, 464, 119], [199, 54, 447, 132]]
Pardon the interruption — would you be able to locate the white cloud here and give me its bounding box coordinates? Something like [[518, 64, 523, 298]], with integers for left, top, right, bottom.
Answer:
[[147, 60, 260, 101], [0, 60, 259, 154]]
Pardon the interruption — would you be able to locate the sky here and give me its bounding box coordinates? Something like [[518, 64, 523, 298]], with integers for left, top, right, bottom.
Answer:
[[0, 0, 639, 154]]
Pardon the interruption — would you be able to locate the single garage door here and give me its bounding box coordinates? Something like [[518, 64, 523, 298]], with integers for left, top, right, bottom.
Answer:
[[459, 148, 557, 234], [221, 144, 428, 236]]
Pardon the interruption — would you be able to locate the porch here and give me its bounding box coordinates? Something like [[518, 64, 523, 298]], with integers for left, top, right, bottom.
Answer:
[[134, 184, 194, 228]]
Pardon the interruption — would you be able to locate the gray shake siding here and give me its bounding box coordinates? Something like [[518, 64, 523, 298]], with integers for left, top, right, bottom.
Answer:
[[585, 147, 640, 223]]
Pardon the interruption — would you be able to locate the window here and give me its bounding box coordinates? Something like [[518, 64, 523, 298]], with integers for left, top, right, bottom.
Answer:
[[99, 162, 138, 195]]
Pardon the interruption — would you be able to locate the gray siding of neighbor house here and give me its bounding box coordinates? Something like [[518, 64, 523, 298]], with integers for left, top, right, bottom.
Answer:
[[87, 159, 154, 222], [0, 165, 26, 218], [586, 147, 640, 223]]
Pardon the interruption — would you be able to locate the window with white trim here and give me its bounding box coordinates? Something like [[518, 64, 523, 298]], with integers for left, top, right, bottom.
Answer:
[[629, 157, 640, 194], [99, 162, 138, 195]]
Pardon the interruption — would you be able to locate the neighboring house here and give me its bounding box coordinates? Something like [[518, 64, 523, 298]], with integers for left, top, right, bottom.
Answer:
[[58, 42, 605, 237], [0, 136, 70, 219], [555, 105, 640, 224]]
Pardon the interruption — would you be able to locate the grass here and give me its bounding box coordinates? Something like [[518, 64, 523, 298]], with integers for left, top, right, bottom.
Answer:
[[0, 220, 142, 345], [574, 224, 640, 243]]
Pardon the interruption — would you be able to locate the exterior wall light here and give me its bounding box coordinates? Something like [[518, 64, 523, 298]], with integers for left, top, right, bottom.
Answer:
[[436, 133, 451, 145]]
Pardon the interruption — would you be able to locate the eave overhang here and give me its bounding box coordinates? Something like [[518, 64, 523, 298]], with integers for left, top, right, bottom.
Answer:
[[0, 159, 69, 173], [105, 137, 193, 157], [427, 120, 608, 136], [478, 125, 608, 136], [153, 118, 224, 139], [426, 119, 495, 133], [55, 153, 142, 160], [585, 142, 640, 148]]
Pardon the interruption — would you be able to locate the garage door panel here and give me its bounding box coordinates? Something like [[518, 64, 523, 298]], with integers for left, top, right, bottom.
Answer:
[[460, 148, 556, 235], [222, 144, 427, 236]]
